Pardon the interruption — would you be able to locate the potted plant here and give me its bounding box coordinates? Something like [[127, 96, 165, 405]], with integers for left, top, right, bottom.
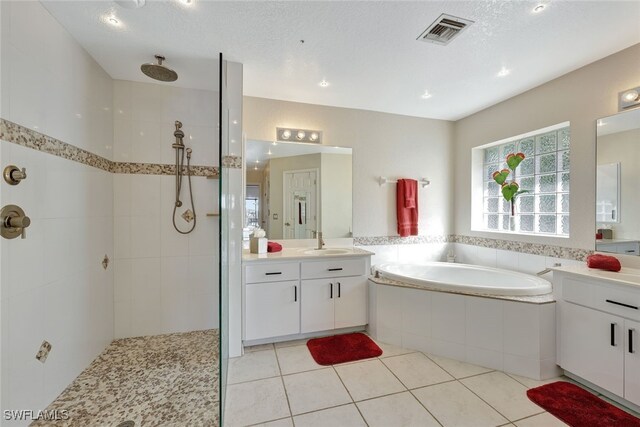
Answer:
[[491, 152, 528, 218]]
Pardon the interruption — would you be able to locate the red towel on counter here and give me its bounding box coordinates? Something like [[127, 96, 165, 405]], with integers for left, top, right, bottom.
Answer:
[[397, 179, 418, 237], [267, 242, 283, 253], [587, 254, 621, 272]]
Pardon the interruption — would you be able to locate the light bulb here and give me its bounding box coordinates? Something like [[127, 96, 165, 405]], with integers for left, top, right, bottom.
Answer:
[[497, 67, 510, 77], [281, 130, 291, 139], [297, 131, 306, 140], [623, 90, 639, 102], [310, 132, 318, 141]]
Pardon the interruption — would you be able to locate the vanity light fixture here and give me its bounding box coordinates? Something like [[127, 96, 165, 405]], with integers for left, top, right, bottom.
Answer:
[[276, 127, 322, 144], [619, 87, 640, 111], [497, 67, 510, 77]]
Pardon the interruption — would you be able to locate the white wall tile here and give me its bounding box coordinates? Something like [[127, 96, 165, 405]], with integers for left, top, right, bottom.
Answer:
[[431, 292, 465, 344], [503, 302, 540, 358], [401, 288, 431, 337], [517, 253, 547, 275], [465, 297, 503, 352]]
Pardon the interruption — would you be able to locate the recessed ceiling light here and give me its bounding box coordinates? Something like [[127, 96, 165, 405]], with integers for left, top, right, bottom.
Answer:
[[310, 132, 319, 141], [281, 130, 291, 140], [532, 4, 546, 13], [421, 90, 432, 99], [497, 67, 511, 77], [104, 15, 122, 27], [296, 131, 306, 140], [319, 79, 330, 88]]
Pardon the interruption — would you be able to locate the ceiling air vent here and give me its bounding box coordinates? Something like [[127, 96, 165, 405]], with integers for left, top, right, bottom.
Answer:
[[417, 14, 474, 46]]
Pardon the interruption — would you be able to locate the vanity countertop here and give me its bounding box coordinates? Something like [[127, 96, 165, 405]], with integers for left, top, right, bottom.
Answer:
[[553, 264, 640, 289], [242, 247, 374, 264]]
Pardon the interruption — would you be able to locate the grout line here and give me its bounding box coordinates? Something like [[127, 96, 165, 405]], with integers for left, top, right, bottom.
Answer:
[[330, 365, 370, 427], [226, 374, 282, 386], [406, 389, 445, 427], [456, 375, 521, 424], [421, 351, 495, 380], [273, 344, 295, 422]]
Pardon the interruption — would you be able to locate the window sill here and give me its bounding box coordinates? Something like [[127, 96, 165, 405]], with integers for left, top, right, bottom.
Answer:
[[470, 227, 570, 239]]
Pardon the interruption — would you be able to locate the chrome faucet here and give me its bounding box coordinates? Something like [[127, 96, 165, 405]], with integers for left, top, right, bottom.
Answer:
[[537, 263, 561, 276], [316, 231, 325, 250]]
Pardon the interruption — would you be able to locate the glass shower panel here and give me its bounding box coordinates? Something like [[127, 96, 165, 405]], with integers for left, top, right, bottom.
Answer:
[[219, 53, 230, 426]]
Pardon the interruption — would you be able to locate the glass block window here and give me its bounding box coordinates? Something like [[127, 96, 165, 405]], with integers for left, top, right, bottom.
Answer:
[[482, 126, 570, 236]]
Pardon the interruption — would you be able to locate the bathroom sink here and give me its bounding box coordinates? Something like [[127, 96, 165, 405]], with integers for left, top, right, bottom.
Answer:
[[303, 248, 352, 256]]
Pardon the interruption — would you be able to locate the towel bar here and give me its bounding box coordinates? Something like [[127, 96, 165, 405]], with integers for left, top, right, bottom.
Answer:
[[378, 176, 430, 188]]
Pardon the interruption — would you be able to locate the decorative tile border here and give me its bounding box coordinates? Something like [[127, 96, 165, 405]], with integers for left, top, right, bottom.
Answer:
[[222, 155, 242, 169], [0, 118, 113, 172], [354, 235, 448, 246], [450, 234, 593, 261], [354, 233, 593, 262], [0, 119, 219, 177], [112, 162, 218, 177]]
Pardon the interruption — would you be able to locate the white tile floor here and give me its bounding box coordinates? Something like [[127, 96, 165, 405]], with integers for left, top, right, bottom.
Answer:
[[225, 338, 640, 427]]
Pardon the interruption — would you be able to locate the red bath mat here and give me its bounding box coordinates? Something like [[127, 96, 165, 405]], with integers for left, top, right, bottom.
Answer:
[[306, 333, 383, 365], [527, 381, 640, 426]]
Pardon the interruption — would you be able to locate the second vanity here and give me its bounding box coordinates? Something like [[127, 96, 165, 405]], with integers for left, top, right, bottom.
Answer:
[[242, 247, 373, 345], [555, 265, 640, 411]]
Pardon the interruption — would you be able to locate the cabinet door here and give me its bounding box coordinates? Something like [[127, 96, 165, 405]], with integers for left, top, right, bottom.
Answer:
[[625, 319, 640, 406], [561, 302, 624, 396], [335, 276, 368, 329], [301, 279, 335, 333], [245, 280, 300, 341]]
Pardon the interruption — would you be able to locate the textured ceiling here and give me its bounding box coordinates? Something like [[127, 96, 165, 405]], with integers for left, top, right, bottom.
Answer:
[[42, 0, 640, 120]]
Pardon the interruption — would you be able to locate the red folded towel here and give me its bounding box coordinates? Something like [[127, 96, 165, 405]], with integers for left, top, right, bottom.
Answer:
[[397, 179, 419, 237], [267, 241, 283, 253], [587, 254, 621, 272]]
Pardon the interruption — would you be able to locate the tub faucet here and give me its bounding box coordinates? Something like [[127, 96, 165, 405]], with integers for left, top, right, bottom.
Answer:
[[537, 263, 562, 276], [316, 231, 325, 250]]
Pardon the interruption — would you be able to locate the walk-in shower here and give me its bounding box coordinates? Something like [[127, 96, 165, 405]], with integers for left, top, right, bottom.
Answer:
[[172, 120, 196, 234]]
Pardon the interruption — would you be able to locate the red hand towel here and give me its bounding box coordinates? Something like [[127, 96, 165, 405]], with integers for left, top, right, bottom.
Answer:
[[397, 179, 418, 237], [587, 254, 621, 272], [267, 241, 283, 253], [404, 179, 416, 209]]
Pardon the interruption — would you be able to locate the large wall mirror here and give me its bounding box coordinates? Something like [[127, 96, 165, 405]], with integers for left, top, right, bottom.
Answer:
[[244, 139, 353, 240], [596, 108, 640, 255]]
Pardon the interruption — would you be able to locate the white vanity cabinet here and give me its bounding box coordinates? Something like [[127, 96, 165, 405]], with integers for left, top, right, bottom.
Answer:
[[243, 252, 371, 344], [301, 259, 368, 333], [556, 269, 640, 408], [244, 262, 301, 341]]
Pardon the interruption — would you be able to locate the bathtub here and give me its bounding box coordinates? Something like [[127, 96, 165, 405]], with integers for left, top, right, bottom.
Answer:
[[375, 262, 552, 296]]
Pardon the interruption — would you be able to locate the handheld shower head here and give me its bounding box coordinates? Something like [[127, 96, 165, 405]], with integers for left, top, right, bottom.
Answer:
[[186, 148, 192, 159]]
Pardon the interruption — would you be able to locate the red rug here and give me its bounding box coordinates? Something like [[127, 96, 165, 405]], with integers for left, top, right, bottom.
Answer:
[[527, 381, 640, 427], [306, 333, 383, 365]]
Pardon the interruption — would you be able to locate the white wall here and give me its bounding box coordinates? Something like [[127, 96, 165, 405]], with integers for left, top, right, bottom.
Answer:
[[597, 129, 640, 240], [243, 97, 455, 238], [321, 153, 352, 238], [112, 80, 219, 338], [454, 44, 640, 254], [1, 1, 113, 422]]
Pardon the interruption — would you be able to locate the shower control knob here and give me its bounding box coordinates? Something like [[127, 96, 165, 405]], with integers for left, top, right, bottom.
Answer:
[[3, 165, 27, 185], [0, 204, 31, 239]]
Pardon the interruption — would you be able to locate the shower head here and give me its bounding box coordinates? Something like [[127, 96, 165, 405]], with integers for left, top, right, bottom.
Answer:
[[141, 55, 178, 82]]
